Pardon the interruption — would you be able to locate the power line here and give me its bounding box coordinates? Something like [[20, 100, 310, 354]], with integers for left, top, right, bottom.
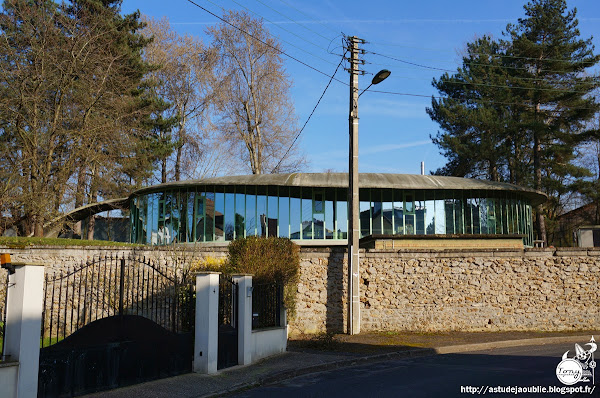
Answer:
[[369, 50, 600, 76], [252, 0, 335, 43], [271, 50, 348, 173], [184, 0, 348, 85], [368, 88, 600, 111], [368, 40, 600, 65], [274, 0, 342, 36], [223, 0, 339, 67]]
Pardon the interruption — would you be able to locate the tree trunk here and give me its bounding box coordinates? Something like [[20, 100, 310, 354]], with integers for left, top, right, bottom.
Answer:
[[175, 144, 182, 181], [533, 127, 546, 243], [86, 164, 97, 240], [34, 216, 44, 237], [74, 166, 87, 237], [86, 215, 95, 240], [161, 157, 167, 183]]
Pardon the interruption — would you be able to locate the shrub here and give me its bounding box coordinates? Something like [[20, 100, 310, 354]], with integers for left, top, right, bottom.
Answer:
[[228, 237, 300, 317], [188, 256, 230, 273], [227, 236, 299, 285]]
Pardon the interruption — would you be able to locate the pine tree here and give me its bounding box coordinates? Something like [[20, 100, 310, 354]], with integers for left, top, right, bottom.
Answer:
[[429, 0, 600, 244], [505, 0, 600, 243]]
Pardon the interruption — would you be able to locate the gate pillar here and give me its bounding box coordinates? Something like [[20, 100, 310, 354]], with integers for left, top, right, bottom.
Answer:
[[4, 262, 45, 398], [194, 272, 220, 374], [232, 274, 252, 366]]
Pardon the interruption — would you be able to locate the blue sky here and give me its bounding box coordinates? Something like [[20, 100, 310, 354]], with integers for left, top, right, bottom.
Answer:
[[122, 0, 600, 176]]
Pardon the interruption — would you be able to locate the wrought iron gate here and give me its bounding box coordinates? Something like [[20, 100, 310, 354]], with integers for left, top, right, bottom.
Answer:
[[217, 276, 238, 370], [38, 255, 195, 398]]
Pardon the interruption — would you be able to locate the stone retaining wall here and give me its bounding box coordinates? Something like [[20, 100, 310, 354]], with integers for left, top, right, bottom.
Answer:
[[292, 247, 600, 336], [2, 245, 599, 336]]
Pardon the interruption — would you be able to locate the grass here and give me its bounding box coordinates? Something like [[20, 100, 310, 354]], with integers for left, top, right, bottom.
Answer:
[[0, 236, 142, 248]]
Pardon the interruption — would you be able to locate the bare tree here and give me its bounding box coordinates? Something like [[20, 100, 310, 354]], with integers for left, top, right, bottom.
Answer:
[[207, 10, 305, 175]]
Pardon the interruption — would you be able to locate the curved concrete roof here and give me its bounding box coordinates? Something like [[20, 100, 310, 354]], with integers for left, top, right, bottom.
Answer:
[[131, 173, 547, 205], [44, 197, 130, 236]]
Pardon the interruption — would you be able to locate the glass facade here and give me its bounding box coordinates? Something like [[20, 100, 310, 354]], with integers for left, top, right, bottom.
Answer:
[[130, 186, 535, 246]]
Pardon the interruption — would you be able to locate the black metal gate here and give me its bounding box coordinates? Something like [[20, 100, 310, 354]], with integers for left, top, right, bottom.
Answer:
[[217, 276, 238, 370], [38, 255, 195, 398]]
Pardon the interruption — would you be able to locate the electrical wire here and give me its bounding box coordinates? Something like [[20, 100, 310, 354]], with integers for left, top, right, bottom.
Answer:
[[252, 0, 335, 43], [202, 0, 339, 67], [185, 0, 349, 85], [274, 0, 342, 37], [271, 50, 348, 173], [368, 40, 600, 65], [368, 88, 600, 112], [369, 50, 600, 76]]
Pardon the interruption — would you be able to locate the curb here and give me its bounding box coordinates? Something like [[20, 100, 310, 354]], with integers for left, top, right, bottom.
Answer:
[[259, 347, 436, 385], [435, 335, 595, 354], [201, 334, 595, 397]]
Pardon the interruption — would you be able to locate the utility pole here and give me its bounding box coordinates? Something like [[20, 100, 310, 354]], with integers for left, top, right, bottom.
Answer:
[[347, 36, 362, 335]]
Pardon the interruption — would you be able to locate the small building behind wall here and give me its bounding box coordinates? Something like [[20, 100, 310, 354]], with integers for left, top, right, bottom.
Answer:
[[128, 173, 546, 248], [575, 225, 600, 247]]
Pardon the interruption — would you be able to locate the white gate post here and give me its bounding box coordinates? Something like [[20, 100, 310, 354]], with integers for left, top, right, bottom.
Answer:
[[4, 262, 45, 398], [193, 272, 220, 374], [232, 274, 252, 366]]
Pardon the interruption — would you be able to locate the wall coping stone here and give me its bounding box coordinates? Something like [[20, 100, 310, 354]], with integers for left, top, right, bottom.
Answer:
[[0, 361, 18, 369]]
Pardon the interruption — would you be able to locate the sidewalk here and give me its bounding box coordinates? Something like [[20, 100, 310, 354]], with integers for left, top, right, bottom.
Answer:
[[82, 330, 599, 398]]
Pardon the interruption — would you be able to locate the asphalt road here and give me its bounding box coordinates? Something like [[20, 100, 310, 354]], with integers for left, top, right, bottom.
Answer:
[[230, 343, 598, 398]]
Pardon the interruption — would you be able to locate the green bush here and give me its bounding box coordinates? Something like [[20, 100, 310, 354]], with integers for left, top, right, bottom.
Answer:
[[228, 237, 300, 317], [228, 236, 299, 285]]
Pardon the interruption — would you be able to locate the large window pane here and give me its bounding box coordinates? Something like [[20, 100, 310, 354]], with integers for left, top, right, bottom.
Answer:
[[479, 196, 489, 234], [279, 187, 290, 238], [196, 192, 206, 242], [186, 192, 194, 242], [148, 193, 160, 245], [235, 190, 245, 239], [445, 198, 455, 234], [205, 190, 215, 242], [246, 186, 256, 237], [464, 196, 473, 234], [290, 189, 301, 239], [335, 188, 347, 239], [472, 195, 481, 234], [257, 187, 267, 237], [394, 190, 404, 235], [415, 191, 425, 235], [371, 190, 382, 235], [225, 192, 235, 240], [359, 188, 370, 237], [268, 187, 278, 237], [325, 188, 334, 239], [434, 198, 446, 234], [215, 190, 225, 241], [382, 189, 393, 235], [487, 198, 497, 234], [313, 189, 324, 239], [425, 194, 435, 235], [454, 192, 464, 234], [177, 191, 187, 243], [301, 188, 312, 239]]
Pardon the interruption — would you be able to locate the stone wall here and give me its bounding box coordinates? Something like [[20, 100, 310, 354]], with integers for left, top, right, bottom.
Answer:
[[2, 245, 599, 336], [291, 247, 600, 336]]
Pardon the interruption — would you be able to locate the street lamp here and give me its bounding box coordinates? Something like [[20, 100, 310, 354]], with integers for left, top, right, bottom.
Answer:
[[347, 62, 390, 335], [360, 69, 392, 97]]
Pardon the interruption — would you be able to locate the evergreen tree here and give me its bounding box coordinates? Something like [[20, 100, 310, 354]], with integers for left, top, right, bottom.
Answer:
[[505, 0, 600, 243], [429, 0, 600, 244], [0, 0, 171, 236]]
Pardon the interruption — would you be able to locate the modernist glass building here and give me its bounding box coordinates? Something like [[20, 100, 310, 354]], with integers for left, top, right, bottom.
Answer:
[[128, 173, 546, 247]]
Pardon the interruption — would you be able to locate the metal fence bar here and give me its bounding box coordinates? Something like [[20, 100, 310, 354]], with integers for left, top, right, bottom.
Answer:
[[36, 254, 196, 347], [252, 282, 283, 330]]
